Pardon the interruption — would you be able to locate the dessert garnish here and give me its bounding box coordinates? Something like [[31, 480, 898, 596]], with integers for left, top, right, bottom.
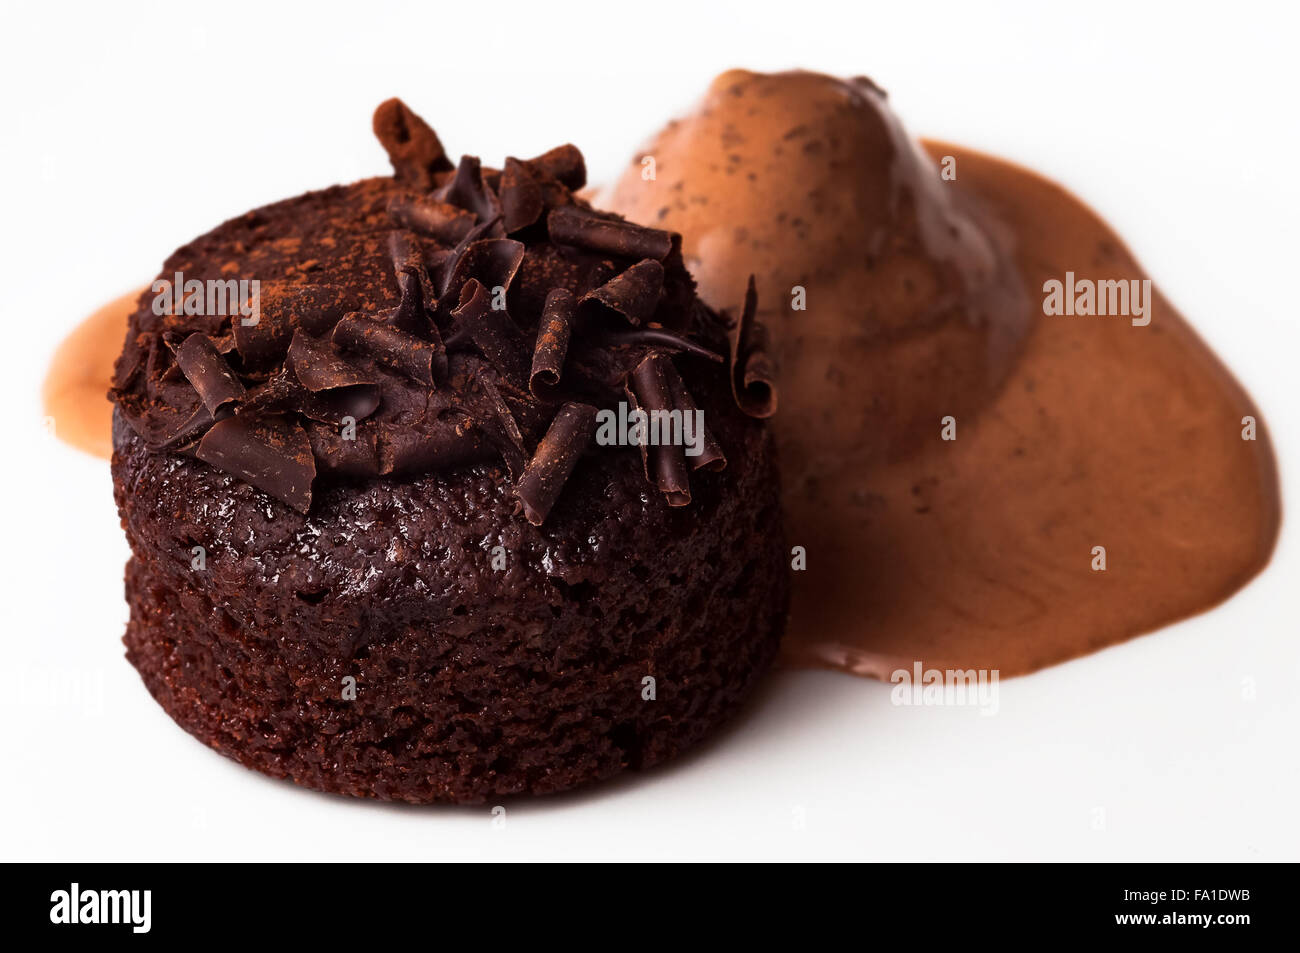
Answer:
[[111, 99, 773, 522]]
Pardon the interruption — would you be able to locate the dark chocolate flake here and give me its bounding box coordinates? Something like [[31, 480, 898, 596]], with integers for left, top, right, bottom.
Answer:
[[130, 388, 215, 451], [433, 155, 501, 225], [233, 283, 357, 369], [628, 356, 691, 505], [333, 313, 435, 385], [387, 194, 475, 245], [287, 329, 376, 392], [527, 144, 587, 191], [661, 359, 725, 471], [373, 97, 454, 190], [383, 269, 438, 341], [728, 275, 778, 418], [452, 279, 530, 386], [499, 158, 544, 233], [472, 369, 528, 477], [580, 259, 665, 326], [387, 229, 427, 279], [530, 287, 574, 399], [440, 237, 525, 306], [172, 332, 245, 416], [515, 402, 598, 525], [195, 414, 316, 513], [548, 206, 673, 261]]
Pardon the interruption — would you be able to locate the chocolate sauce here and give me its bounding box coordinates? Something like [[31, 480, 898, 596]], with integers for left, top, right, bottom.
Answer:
[[600, 69, 1281, 677], [43, 287, 144, 460]]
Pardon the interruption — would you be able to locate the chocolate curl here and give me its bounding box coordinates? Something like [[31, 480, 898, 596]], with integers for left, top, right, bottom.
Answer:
[[452, 279, 530, 385], [125, 386, 214, 451], [728, 276, 777, 418], [387, 229, 427, 279], [387, 195, 475, 245], [233, 283, 356, 369], [287, 329, 376, 391], [660, 360, 725, 471], [530, 288, 574, 399], [435, 219, 507, 295], [526, 144, 587, 191], [333, 313, 435, 385], [232, 369, 297, 417], [372, 98, 453, 190], [473, 369, 528, 477], [195, 415, 316, 513], [375, 415, 490, 476], [172, 332, 245, 416], [515, 402, 597, 525], [548, 206, 673, 261], [580, 260, 664, 326], [499, 158, 544, 233], [440, 237, 525, 305], [385, 268, 438, 342], [628, 356, 691, 505], [238, 367, 381, 427], [433, 155, 502, 225]]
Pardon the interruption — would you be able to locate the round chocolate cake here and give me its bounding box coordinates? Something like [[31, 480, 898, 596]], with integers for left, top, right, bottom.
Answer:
[[109, 100, 787, 803]]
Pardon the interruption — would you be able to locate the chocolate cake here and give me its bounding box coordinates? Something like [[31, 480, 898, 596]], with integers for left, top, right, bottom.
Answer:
[[109, 99, 787, 803]]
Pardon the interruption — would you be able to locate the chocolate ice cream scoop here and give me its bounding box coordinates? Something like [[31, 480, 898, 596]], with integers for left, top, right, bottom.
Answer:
[[599, 69, 1028, 478], [600, 69, 1279, 678]]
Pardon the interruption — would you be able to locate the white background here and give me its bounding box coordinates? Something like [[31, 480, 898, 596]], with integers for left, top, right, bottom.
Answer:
[[3, 1, 1297, 861]]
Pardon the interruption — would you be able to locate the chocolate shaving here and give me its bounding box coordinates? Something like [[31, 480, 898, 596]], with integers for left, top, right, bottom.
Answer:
[[580, 260, 664, 326], [727, 276, 777, 418], [333, 313, 435, 385], [499, 158, 544, 233], [387, 229, 427, 278], [383, 269, 437, 341], [451, 279, 529, 385], [240, 367, 380, 426], [125, 384, 214, 451], [527, 144, 587, 191], [195, 414, 316, 513], [387, 194, 475, 245], [661, 360, 725, 471], [627, 356, 691, 505], [433, 155, 501, 225], [472, 369, 527, 477], [515, 402, 597, 525], [375, 415, 488, 476], [172, 332, 245, 416], [440, 237, 525, 305], [113, 99, 757, 524], [373, 97, 453, 190], [530, 288, 574, 399], [234, 283, 356, 369], [287, 329, 376, 392], [548, 206, 673, 261]]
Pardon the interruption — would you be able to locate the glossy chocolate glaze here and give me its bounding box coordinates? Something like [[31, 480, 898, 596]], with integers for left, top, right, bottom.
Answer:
[[600, 69, 1281, 677]]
